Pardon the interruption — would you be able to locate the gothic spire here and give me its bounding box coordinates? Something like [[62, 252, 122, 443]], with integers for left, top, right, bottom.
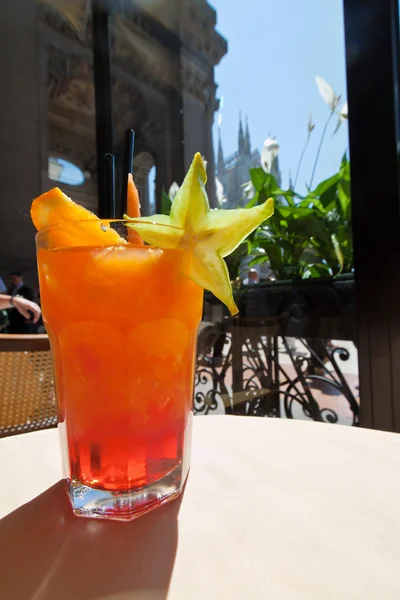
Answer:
[[238, 111, 245, 156], [288, 170, 294, 190], [217, 128, 224, 176], [245, 116, 251, 156]]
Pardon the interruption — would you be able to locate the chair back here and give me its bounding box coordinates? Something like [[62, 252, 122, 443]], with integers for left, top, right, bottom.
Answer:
[[0, 334, 57, 437]]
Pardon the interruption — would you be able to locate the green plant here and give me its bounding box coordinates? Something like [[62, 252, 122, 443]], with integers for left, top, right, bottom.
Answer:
[[242, 75, 351, 281], [304, 153, 352, 274], [246, 154, 352, 280]]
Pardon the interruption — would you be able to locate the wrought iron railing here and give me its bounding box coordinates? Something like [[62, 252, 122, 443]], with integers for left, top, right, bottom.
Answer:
[[194, 318, 359, 425]]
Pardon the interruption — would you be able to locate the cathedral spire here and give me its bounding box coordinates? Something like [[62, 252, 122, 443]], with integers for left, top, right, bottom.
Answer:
[[288, 170, 294, 190], [217, 128, 224, 176], [244, 117, 251, 156], [245, 116, 251, 156], [238, 111, 245, 156]]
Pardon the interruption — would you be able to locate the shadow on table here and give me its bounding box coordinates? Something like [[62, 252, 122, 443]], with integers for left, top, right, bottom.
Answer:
[[0, 480, 182, 600]]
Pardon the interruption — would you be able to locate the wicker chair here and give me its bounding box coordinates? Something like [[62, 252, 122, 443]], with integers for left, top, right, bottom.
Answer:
[[0, 334, 57, 438]]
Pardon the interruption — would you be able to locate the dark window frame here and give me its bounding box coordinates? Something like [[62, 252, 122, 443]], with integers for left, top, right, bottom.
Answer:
[[343, 0, 400, 431]]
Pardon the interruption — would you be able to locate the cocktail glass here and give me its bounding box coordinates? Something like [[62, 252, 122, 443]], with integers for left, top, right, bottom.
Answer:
[[36, 219, 203, 521]]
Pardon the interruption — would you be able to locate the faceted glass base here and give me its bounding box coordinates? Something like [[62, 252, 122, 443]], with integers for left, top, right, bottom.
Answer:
[[67, 462, 186, 521]]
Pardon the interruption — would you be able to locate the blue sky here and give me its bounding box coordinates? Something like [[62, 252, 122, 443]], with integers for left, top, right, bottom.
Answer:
[[210, 0, 349, 193]]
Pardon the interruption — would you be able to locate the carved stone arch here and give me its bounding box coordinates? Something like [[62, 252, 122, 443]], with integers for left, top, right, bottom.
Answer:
[[113, 81, 167, 158], [112, 82, 150, 141], [39, 0, 226, 216], [37, 0, 89, 41]]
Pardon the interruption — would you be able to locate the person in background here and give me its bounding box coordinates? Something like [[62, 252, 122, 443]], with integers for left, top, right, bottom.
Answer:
[[8, 272, 34, 300], [243, 268, 260, 286], [7, 272, 37, 333], [0, 277, 7, 329], [0, 294, 41, 330]]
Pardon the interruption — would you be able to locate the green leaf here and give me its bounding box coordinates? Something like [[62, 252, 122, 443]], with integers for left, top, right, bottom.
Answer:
[[337, 155, 351, 222], [253, 226, 273, 242], [249, 254, 270, 267], [310, 172, 339, 211], [339, 154, 350, 182], [340, 152, 349, 171], [304, 264, 332, 278], [331, 233, 344, 274], [224, 242, 248, 280], [262, 173, 280, 198], [298, 196, 326, 213], [245, 190, 260, 208], [278, 189, 296, 206], [161, 189, 172, 215], [311, 173, 339, 196], [275, 206, 304, 219], [337, 180, 351, 222], [249, 168, 267, 191], [256, 242, 283, 276]]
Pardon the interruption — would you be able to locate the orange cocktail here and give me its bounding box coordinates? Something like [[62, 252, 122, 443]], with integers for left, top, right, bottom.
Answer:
[[36, 221, 203, 520], [33, 153, 274, 522]]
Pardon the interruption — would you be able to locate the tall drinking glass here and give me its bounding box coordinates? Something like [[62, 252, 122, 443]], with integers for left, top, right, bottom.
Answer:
[[36, 220, 203, 521]]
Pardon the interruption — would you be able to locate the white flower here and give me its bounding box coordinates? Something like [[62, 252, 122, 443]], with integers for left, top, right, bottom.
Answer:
[[242, 180, 255, 200], [332, 101, 348, 135], [215, 177, 226, 206], [339, 101, 348, 120], [168, 181, 180, 199], [315, 76, 339, 110], [261, 137, 280, 173]]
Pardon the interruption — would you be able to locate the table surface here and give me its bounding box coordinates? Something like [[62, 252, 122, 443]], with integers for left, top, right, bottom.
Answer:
[[1, 416, 400, 600]]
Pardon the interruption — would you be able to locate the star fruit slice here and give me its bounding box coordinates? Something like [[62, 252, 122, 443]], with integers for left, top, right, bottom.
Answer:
[[125, 153, 274, 315]]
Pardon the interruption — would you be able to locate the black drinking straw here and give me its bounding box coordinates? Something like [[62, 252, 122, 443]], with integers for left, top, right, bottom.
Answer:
[[121, 129, 135, 215], [103, 153, 115, 219], [92, 0, 113, 218]]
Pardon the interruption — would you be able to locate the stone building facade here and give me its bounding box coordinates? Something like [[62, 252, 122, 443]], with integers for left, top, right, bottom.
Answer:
[[217, 120, 283, 208], [216, 116, 261, 208], [0, 0, 226, 285]]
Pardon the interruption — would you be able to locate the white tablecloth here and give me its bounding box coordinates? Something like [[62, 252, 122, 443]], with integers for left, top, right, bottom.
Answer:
[[1, 416, 400, 599]]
